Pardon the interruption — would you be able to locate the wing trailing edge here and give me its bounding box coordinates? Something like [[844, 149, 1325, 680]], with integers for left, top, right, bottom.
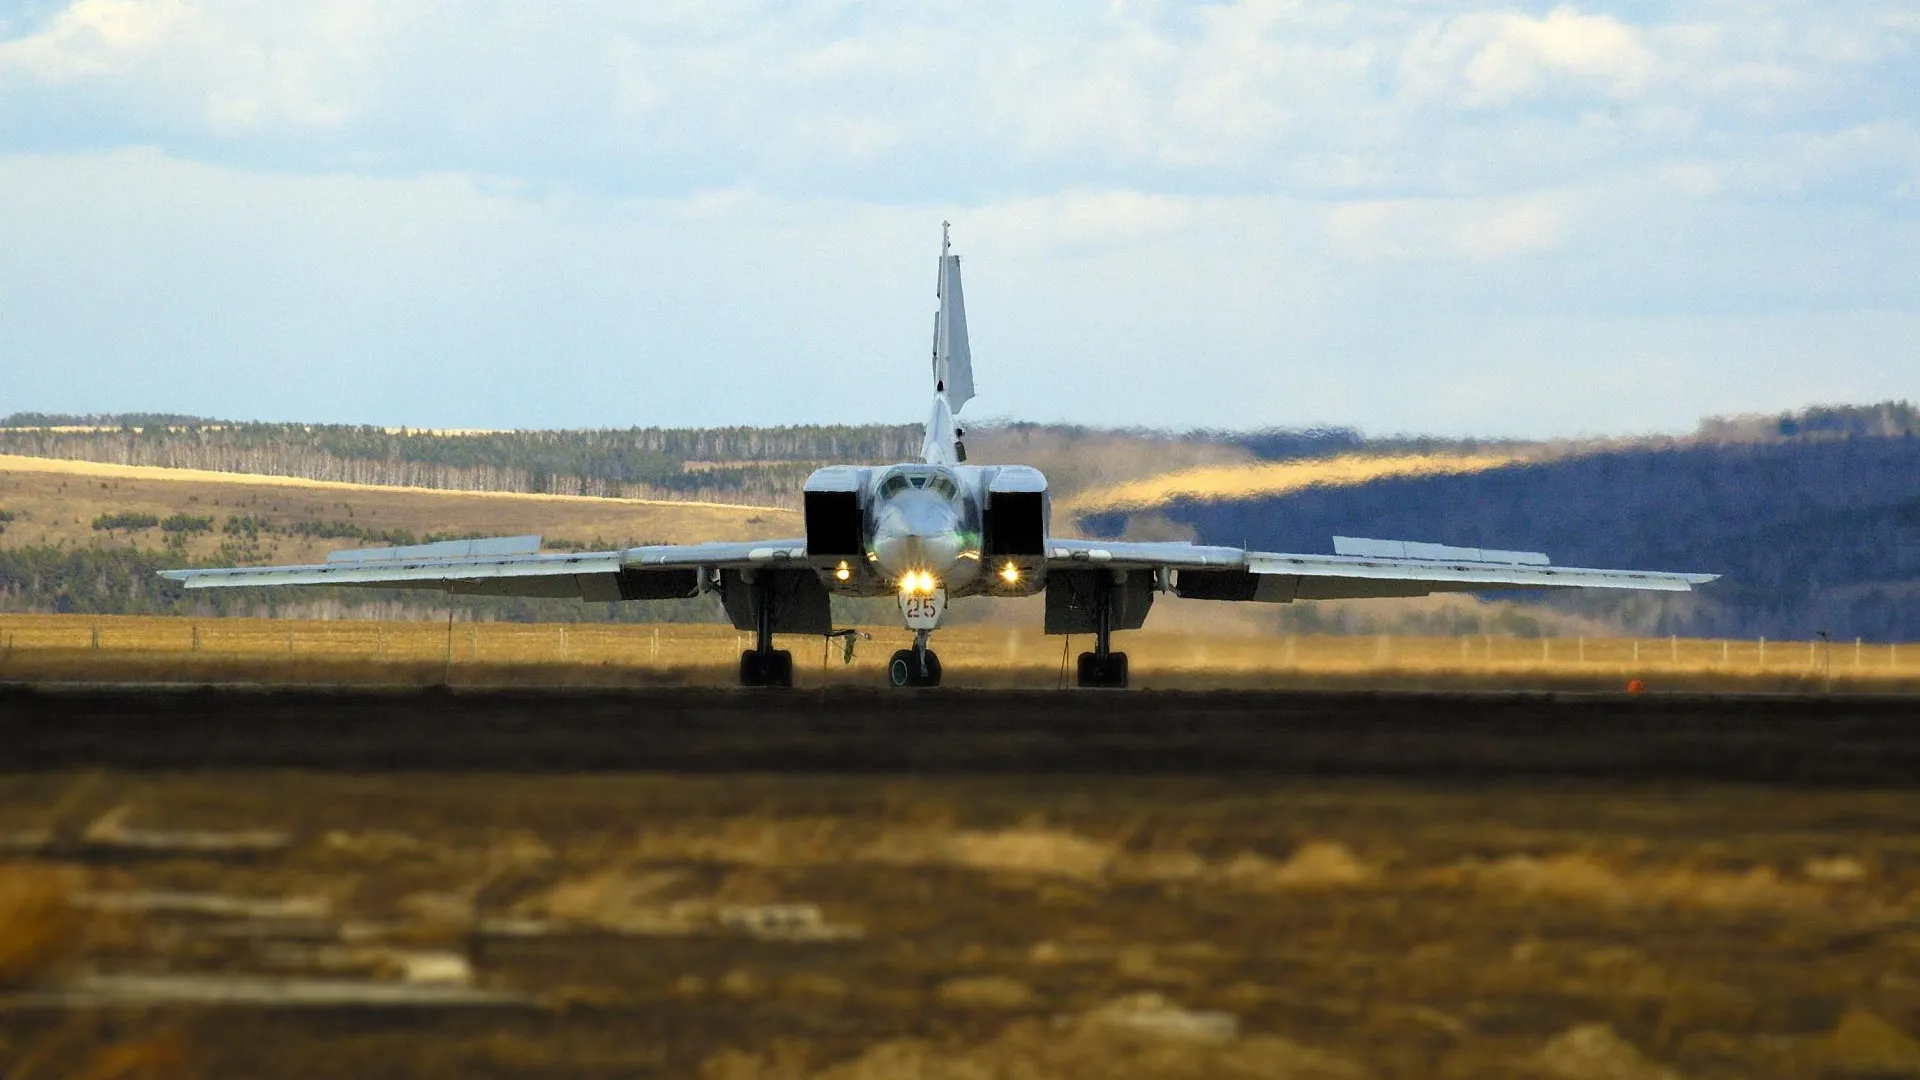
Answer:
[[1044, 537, 1715, 602]]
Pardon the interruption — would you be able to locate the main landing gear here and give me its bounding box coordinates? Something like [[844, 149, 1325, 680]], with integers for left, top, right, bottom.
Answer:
[[738, 581, 793, 687], [1076, 576, 1129, 689], [888, 630, 942, 688]]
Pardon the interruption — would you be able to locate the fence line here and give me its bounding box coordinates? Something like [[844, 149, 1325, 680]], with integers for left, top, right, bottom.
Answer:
[[0, 615, 1912, 682]]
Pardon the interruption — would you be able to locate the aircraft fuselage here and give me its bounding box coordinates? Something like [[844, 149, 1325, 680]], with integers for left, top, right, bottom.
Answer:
[[802, 462, 1049, 601]]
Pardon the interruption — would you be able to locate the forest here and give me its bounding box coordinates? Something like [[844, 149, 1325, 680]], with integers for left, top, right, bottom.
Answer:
[[0, 418, 926, 506], [1083, 434, 1920, 642]]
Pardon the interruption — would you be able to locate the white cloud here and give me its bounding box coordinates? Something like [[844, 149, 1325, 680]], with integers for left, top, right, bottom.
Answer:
[[973, 190, 1201, 259], [0, 0, 381, 131], [0, 0, 189, 81], [1326, 194, 1573, 262], [1, 1, 1910, 201], [4, 147, 1914, 437], [1401, 6, 1656, 108], [1, 2, 1916, 435]]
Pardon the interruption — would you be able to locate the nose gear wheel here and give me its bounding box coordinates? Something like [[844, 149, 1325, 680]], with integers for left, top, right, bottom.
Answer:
[[888, 648, 942, 687]]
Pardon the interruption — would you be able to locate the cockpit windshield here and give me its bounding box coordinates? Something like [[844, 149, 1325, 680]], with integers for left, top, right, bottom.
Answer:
[[878, 468, 960, 500]]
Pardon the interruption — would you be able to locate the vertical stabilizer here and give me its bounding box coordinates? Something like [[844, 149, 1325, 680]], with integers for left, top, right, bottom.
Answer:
[[922, 222, 974, 464], [932, 222, 974, 414]]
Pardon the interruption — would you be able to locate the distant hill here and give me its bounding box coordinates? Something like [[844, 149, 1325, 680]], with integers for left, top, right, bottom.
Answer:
[[1083, 435, 1920, 642], [0, 454, 796, 622], [1696, 401, 1920, 443], [6, 401, 1917, 636], [0, 416, 1275, 508], [5, 400, 1907, 508]]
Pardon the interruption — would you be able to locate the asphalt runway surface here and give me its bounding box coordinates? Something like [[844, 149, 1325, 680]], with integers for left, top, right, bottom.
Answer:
[[3, 683, 1917, 784]]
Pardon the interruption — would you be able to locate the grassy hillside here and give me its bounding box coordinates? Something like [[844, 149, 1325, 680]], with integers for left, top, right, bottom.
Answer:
[[0, 416, 1292, 509], [0, 419, 924, 509], [1062, 451, 1528, 517], [1083, 437, 1920, 643], [0, 454, 796, 561], [0, 455, 797, 622]]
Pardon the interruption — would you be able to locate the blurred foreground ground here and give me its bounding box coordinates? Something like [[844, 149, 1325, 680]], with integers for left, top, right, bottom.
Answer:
[[4, 762, 1920, 1079]]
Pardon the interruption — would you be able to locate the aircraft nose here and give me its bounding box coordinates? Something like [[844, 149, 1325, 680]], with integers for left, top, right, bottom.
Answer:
[[873, 496, 963, 582]]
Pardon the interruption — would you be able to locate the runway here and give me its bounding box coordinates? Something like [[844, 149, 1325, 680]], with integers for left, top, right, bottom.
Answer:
[[3, 683, 1916, 784]]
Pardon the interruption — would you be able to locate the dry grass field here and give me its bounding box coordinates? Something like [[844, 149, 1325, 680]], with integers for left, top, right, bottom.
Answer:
[[1058, 452, 1528, 517], [2, 613, 1915, 692], [0, 454, 798, 564], [5, 768, 1920, 1079], [965, 428, 1260, 507]]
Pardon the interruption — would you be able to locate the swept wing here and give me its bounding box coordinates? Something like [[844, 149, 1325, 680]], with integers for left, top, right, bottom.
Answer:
[[159, 535, 807, 601], [1044, 536, 1714, 601]]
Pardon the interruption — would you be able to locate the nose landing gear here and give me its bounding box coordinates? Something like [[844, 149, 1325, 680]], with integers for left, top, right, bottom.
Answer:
[[889, 630, 942, 687]]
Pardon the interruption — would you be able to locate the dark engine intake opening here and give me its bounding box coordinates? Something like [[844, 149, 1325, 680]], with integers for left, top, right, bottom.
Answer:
[[804, 490, 863, 557], [984, 491, 1045, 557]]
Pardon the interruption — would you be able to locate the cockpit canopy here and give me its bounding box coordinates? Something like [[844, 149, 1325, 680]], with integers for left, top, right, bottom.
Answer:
[[876, 467, 960, 501]]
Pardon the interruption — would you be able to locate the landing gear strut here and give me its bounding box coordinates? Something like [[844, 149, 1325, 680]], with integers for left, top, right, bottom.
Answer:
[[889, 629, 942, 688], [738, 579, 793, 687], [1076, 575, 1129, 689]]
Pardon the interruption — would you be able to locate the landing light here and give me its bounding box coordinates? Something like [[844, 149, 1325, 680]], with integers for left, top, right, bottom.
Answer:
[[898, 571, 938, 595], [999, 562, 1021, 585], [835, 562, 852, 582]]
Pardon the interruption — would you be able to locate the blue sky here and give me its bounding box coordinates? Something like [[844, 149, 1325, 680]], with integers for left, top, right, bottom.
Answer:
[[1, 1, 1915, 436]]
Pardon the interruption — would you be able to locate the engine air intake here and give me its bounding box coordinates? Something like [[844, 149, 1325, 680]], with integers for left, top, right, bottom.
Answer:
[[984, 491, 1044, 557], [804, 490, 863, 557]]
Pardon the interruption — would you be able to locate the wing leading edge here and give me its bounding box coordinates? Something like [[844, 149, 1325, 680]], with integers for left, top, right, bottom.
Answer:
[[1044, 536, 1715, 602], [159, 535, 809, 601]]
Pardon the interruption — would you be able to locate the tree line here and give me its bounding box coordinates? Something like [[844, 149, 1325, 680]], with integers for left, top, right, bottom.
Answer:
[[0, 420, 925, 507]]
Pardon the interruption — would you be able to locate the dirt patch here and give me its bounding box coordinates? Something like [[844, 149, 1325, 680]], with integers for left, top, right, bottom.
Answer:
[[707, 993, 1365, 1080], [935, 976, 1035, 1009], [1822, 1010, 1920, 1077], [5, 766, 1920, 1079], [880, 827, 1118, 880], [1212, 842, 1377, 891], [1432, 853, 1832, 913], [0, 862, 85, 987], [1529, 1024, 1682, 1080]]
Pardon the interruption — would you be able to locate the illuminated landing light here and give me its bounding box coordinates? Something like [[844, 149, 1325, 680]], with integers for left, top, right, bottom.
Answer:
[[999, 561, 1021, 585], [898, 571, 938, 595], [835, 562, 852, 582]]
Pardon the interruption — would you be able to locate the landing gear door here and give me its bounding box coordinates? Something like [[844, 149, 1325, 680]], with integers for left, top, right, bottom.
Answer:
[[899, 587, 947, 630]]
